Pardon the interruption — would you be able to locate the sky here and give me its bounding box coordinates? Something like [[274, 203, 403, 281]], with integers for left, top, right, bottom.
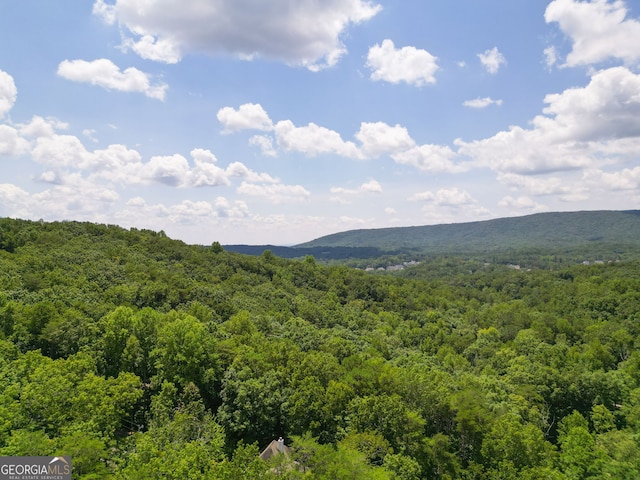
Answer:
[[1, 0, 640, 245]]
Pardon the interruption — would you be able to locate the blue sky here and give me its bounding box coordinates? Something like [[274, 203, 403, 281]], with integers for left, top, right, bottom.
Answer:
[[1, 0, 640, 245]]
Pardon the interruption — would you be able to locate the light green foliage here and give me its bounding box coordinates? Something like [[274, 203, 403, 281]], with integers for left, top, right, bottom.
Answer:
[[557, 411, 607, 479], [1, 218, 640, 477], [481, 413, 555, 471], [116, 393, 225, 479], [152, 312, 218, 394], [346, 394, 425, 456], [291, 434, 392, 479], [10, 351, 142, 438], [209, 442, 270, 479]]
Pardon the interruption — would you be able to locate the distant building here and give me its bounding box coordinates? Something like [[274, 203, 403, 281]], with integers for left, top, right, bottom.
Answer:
[[260, 437, 291, 461], [386, 265, 405, 271]]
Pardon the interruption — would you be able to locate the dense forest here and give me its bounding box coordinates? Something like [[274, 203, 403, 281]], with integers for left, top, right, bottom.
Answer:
[[1, 217, 640, 479]]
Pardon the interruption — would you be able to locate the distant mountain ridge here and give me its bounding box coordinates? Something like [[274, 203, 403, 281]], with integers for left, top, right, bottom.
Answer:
[[225, 210, 640, 259], [295, 210, 640, 255]]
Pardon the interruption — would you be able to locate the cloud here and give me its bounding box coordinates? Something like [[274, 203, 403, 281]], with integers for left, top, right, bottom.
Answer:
[[392, 144, 466, 173], [366, 39, 439, 86], [0, 125, 30, 155], [338, 215, 370, 226], [93, 0, 381, 70], [92, 0, 116, 24], [0, 177, 119, 220], [249, 135, 277, 157], [0, 70, 17, 119], [217, 103, 273, 133], [168, 200, 216, 221], [497, 172, 572, 196], [122, 35, 182, 64], [18, 116, 68, 138], [213, 197, 250, 219], [274, 120, 361, 158], [544, 46, 558, 68], [355, 121, 415, 158], [124, 196, 250, 224], [583, 166, 640, 191], [539, 66, 640, 142], [189, 149, 231, 187], [21, 117, 280, 190], [456, 66, 640, 174], [478, 47, 506, 74], [0, 184, 31, 217], [498, 195, 547, 212], [330, 179, 383, 195], [83, 129, 98, 143], [409, 187, 476, 207], [409, 187, 491, 223], [118, 150, 277, 188], [86, 144, 144, 183], [237, 181, 311, 204], [31, 134, 92, 168], [360, 179, 383, 193], [225, 162, 279, 184], [57, 58, 168, 100], [144, 154, 191, 186], [463, 97, 503, 109], [219, 105, 477, 173], [545, 0, 640, 67]]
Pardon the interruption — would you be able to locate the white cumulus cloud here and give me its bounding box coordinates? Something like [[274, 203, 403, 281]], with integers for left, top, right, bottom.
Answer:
[[31, 134, 92, 169], [410, 187, 476, 206], [355, 121, 415, 158], [544, 46, 558, 68], [0, 178, 120, 221], [19, 116, 68, 138], [331, 179, 382, 195], [457, 66, 640, 174], [539, 66, 640, 142], [497, 172, 572, 196], [392, 144, 465, 173], [217, 103, 274, 133], [366, 39, 439, 86], [498, 195, 547, 212], [0, 70, 17, 119], [583, 166, 640, 191], [237, 182, 311, 204], [463, 97, 503, 108], [0, 125, 30, 156], [478, 47, 506, 74], [145, 154, 191, 187], [57, 58, 168, 100], [189, 149, 231, 187], [274, 120, 361, 158], [93, 0, 381, 70], [545, 0, 640, 67], [226, 162, 279, 184], [249, 135, 277, 157]]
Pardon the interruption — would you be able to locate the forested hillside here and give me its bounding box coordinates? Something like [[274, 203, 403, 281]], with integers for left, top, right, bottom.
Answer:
[[1, 218, 640, 479], [298, 210, 640, 257]]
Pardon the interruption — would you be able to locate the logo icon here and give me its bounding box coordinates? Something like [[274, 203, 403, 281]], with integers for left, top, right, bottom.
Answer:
[[0, 456, 72, 480]]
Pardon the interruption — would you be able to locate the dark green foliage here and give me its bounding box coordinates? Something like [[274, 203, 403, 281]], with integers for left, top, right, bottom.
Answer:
[[1, 217, 640, 478]]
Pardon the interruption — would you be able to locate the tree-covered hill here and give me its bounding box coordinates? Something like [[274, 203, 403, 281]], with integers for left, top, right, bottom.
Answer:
[[297, 210, 640, 256], [1, 217, 640, 479], [223, 244, 391, 261]]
